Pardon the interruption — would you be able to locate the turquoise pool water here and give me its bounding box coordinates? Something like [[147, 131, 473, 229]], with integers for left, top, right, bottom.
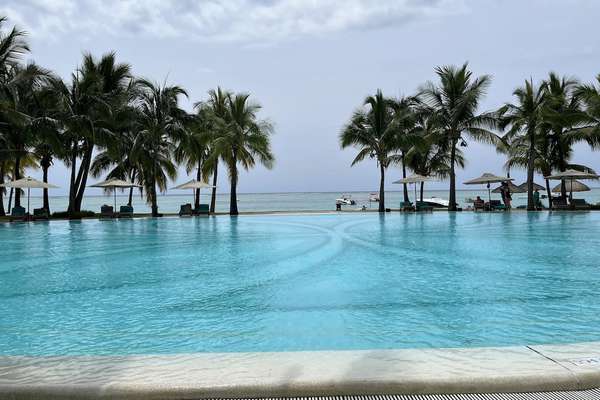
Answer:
[[1, 212, 600, 356]]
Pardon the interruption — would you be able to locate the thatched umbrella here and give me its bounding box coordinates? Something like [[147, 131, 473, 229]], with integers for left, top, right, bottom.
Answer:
[[516, 182, 545, 192], [171, 180, 216, 204], [545, 169, 598, 200], [492, 181, 525, 194], [90, 178, 142, 210], [464, 173, 514, 204], [393, 174, 434, 204], [1, 176, 59, 215], [551, 180, 590, 193]]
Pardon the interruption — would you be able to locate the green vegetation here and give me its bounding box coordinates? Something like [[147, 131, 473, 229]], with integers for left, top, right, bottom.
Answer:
[[0, 16, 274, 216], [342, 64, 600, 212]]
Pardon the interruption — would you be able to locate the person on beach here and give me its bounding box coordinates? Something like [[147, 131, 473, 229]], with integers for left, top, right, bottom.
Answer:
[[501, 182, 512, 209], [533, 189, 541, 210]]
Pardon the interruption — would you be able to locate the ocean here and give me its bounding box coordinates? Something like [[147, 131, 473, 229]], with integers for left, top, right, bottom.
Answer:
[[3, 188, 600, 214]]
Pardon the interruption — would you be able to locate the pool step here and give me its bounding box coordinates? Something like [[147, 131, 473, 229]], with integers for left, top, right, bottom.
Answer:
[[215, 389, 600, 400]]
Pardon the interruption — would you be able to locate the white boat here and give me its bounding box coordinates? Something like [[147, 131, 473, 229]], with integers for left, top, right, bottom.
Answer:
[[420, 197, 449, 208], [335, 194, 356, 205], [369, 192, 380, 202]]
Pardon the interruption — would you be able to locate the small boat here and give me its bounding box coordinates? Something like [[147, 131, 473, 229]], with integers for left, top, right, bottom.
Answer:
[[420, 197, 449, 208], [369, 193, 379, 202], [336, 194, 356, 205]]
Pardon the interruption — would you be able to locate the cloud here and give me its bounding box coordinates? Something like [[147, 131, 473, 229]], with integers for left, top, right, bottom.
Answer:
[[0, 0, 466, 44]]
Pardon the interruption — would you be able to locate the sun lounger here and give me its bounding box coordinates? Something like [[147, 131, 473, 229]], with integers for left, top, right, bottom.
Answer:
[[570, 198, 591, 210], [32, 208, 49, 220], [415, 201, 433, 212], [100, 205, 115, 219], [194, 204, 210, 215], [552, 197, 570, 210], [473, 199, 485, 211], [9, 205, 28, 222], [179, 203, 193, 217], [118, 205, 134, 218], [489, 200, 506, 211], [400, 201, 415, 212]]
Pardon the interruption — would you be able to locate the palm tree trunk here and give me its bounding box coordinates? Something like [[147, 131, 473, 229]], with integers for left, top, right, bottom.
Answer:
[[526, 138, 535, 211], [229, 156, 239, 215], [545, 179, 552, 209], [420, 181, 424, 202], [210, 164, 218, 213], [14, 155, 21, 208], [378, 162, 385, 212], [195, 162, 201, 209], [150, 178, 159, 217], [42, 163, 50, 213], [402, 153, 409, 202], [8, 188, 13, 214], [74, 146, 93, 212], [68, 144, 77, 213], [0, 163, 5, 216], [448, 139, 457, 211], [127, 168, 137, 206]]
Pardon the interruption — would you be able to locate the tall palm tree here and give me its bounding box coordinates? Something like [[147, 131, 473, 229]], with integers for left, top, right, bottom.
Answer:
[[198, 87, 230, 213], [132, 79, 188, 217], [52, 52, 132, 214], [388, 97, 418, 202], [340, 89, 397, 212], [174, 111, 212, 209], [406, 106, 464, 201], [418, 63, 498, 211], [211, 92, 274, 215], [497, 79, 546, 210]]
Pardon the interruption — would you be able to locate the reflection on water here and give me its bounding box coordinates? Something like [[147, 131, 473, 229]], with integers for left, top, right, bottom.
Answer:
[[1, 212, 600, 356]]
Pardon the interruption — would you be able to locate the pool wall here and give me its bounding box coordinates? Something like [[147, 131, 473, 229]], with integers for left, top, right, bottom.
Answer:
[[1, 342, 600, 399]]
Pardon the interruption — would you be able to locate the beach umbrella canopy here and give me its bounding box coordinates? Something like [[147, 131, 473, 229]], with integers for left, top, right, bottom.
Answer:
[[171, 180, 216, 204], [392, 174, 432, 184], [545, 169, 599, 180], [1, 176, 59, 215], [552, 180, 590, 193], [464, 173, 514, 204], [492, 181, 525, 194], [393, 174, 434, 205], [517, 182, 545, 192], [172, 180, 215, 190], [90, 178, 142, 209]]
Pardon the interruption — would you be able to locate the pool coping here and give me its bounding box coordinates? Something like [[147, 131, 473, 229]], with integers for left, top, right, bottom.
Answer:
[[1, 342, 599, 399]]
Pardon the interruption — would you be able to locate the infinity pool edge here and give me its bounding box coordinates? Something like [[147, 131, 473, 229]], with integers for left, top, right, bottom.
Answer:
[[1, 341, 599, 399]]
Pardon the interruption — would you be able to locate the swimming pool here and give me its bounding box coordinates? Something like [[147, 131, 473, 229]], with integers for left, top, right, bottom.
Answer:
[[1, 212, 600, 356]]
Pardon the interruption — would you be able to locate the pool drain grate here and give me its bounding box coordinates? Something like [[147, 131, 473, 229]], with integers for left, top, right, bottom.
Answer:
[[213, 389, 600, 400]]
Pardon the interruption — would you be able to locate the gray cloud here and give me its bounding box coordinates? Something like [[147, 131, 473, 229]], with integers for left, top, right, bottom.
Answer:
[[1, 0, 466, 44]]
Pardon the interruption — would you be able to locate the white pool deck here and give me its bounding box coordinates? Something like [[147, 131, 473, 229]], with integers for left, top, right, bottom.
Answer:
[[1, 341, 599, 399]]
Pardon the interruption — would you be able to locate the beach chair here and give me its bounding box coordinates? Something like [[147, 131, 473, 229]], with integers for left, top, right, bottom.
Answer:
[[100, 205, 115, 219], [473, 199, 485, 211], [118, 205, 134, 218], [9, 205, 27, 222], [571, 198, 591, 210], [489, 200, 506, 211], [32, 208, 49, 221], [194, 204, 210, 215], [415, 201, 433, 212], [552, 197, 570, 210], [179, 203, 193, 217], [400, 201, 415, 212]]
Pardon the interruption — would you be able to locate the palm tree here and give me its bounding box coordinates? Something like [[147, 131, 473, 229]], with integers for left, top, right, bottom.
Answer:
[[174, 110, 211, 209], [418, 63, 498, 211], [52, 52, 132, 215], [199, 87, 230, 213], [131, 79, 188, 217], [212, 92, 274, 215], [340, 89, 397, 212], [497, 79, 546, 210], [406, 106, 464, 201], [388, 97, 418, 202]]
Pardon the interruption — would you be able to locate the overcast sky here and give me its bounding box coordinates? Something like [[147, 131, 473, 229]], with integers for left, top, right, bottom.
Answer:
[[2, 0, 599, 194]]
